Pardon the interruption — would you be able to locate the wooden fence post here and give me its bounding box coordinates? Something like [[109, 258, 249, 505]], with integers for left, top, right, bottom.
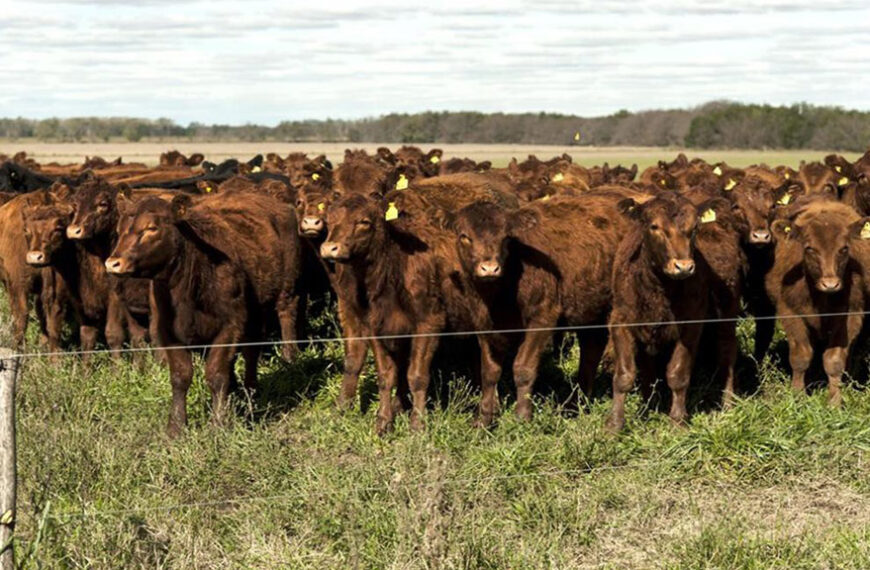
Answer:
[[0, 348, 20, 570]]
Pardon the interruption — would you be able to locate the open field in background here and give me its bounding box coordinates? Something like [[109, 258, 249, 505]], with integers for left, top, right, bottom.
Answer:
[[9, 294, 870, 567], [0, 141, 862, 170]]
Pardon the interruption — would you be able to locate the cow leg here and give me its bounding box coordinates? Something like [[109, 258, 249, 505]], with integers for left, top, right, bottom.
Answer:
[[577, 328, 608, 401], [371, 341, 399, 436], [474, 337, 504, 428], [126, 314, 149, 369], [338, 339, 368, 410], [9, 286, 29, 349], [41, 286, 65, 359], [242, 345, 261, 393], [666, 326, 701, 427], [166, 348, 194, 438], [513, 330, 551, 421], [407, 332, 440, 432], [717, 319, 739, 409], [276, 290, 301, 362], [606, 326, 636, 433], [783, 318, 812, 394], [754, 313, 775, 363], [105, 292, 125, 358], [204, 335, 240, 427], [822, 346, 846, 408], [79, 324, 99, 364]]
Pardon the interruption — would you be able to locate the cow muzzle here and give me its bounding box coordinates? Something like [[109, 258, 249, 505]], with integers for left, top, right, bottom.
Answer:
[[665, 258, 695, 279], [750, 229, 771, 244], [319, 241, 348, 261], [105, 256, 133, 275], [817, 276, 842, 293], [25, 251, 47, 267], [301, 216, 325, 236], [475, 260, 502, 280], [66, 225, 84, 239]]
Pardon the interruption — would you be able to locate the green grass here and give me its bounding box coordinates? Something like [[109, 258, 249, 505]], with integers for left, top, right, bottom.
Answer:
[[7, 296, 870, 569]]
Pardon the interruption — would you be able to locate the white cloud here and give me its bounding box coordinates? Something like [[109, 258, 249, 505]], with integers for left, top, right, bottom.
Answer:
[[1, 0, 868, 123]]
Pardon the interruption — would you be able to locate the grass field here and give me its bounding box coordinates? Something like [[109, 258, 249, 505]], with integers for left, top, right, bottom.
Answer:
[[6, 146, 870, 568], [0, 141, 862, 172]]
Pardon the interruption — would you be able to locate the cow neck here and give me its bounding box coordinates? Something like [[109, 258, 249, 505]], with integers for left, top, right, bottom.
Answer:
[[160, 233, 205, 299], [354, 227, 401, 306], [80, 227, 115, 261]]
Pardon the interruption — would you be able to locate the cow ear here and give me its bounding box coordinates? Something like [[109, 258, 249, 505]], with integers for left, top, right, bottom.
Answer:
[[115, 182, 133, 200], [617, 198, 642, 219], [850, 217, 870, 241], [507, 208, 538, 236], [771, 219, 798, 240], [48, 181, 72, 201], [171, 194, 193, 220]]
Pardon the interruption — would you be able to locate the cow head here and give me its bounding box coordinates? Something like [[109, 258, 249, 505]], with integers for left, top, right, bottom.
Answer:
[[105, 196, 186, 277], [65, 177, 126, 240], [319, 194, 386, 262], [295, 185, 342, 240], [772, 206, 869, 293], [727, 176, 780, 246], [619, 193, 700, 279], [452, 201, 537, 282], [21, 188, 73, 267]]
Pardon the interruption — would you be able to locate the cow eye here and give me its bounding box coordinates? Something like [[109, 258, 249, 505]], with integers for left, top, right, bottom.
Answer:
[[144, 225, 158, 233], [824, 184, 836, 193], [356, 220, 372, 229], [805, 246, 816, 254], [649, 224, 660, 231], [97, 202, 110, 211], [295, 199, 303, 208], [840, 246, 849, 255]]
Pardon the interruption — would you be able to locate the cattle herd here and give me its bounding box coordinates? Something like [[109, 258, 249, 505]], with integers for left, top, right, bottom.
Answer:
[[1, 146, 870, 437]]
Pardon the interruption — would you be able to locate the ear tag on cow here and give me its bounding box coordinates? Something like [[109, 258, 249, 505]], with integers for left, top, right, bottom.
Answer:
[[395, 174, 409, 190], [312, 173, 321, 181], [839, 176, 850, 187], [659, 178, 667, 186], [861, 222, 870, 240], [784, 225, 791, 234], [251, 166, 262, 173], [777, 193, 791, 205], [541, 194, 551, 201], [552, 172, 564, 182], [317, 202, 325, 212], [784, 171, 790, 180], [712, 166, 723, 176], [429, 155, 440, 164], [835, 165, 842, 173], [724, 178, 737, 191], [205, 185, 213, 193], [700, 208, 716, 223], [385, 202, 399, 221]]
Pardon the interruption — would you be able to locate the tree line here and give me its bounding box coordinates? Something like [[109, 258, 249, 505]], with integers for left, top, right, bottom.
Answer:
[[1, 101, 868, 150]]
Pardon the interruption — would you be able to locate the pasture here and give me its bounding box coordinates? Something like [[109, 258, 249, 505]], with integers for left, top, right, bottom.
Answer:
[[4, 145, 870, 568]]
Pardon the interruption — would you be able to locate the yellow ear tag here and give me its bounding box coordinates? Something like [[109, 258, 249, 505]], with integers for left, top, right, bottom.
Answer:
[[552, 172, 564, 183], [385, 202, 399, 221], [541, 194, 551, 201], [574, 131, 581, 141], [700, 208, 716, 223], [312, 173, 320, 181], [429, 155, 440, 164], [777, 193, 792, 205], [251, 166, 262, 173], [724, 178, 737, 191], [784, 225, 791, 234], [784, 171, 791, 180], [835, 165, 842, 173], [395, 174, 408, 190], [712, 166, 723, 176], [861, 222, 870, 240], [317, 202, 325, 212], [838, 176, 850, 186], [205, 185, 213, 193]]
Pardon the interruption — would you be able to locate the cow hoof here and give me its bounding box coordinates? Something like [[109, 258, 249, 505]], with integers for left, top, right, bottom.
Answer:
[[166, 423, 185, 440], [409, 416, 425, 432], [375, 417, 394, 437], [472, 415, 494, 429], [604, 416, 624, 434]]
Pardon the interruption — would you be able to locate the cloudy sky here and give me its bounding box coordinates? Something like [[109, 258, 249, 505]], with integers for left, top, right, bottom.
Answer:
[[2, 0, 868, 124]]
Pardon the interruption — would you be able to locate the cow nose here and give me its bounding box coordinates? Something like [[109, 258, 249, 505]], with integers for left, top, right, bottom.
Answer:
[[750, 229, 771, 244], [476, 260, 502, 279], [319, 242, 342, 259], [25, 251, 45, 265], [673, 258, 695, 275], [818, 276, 842, 292], [105, 257, 125, 274], [66, 225, 83, 239], [301, 216, 324, 232]]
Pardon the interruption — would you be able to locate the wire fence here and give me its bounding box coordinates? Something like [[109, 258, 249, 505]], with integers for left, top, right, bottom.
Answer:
[[4, 308, 869, 361]]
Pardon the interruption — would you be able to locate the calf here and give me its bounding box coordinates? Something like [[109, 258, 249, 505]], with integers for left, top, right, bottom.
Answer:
[[766, 201, 869, 406], [450, 190, 638, 424], [607, 193, 713, 432], [106, 190, 303, 436]]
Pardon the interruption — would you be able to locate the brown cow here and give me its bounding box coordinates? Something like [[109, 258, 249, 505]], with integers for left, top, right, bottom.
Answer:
[[766, 201, 869, 406], [159, 150, 205, 168], [449, 190, 639, 424], [0, 191, 65, 349], [106, 190, 303, 436], [606, 192, 715, 432]]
